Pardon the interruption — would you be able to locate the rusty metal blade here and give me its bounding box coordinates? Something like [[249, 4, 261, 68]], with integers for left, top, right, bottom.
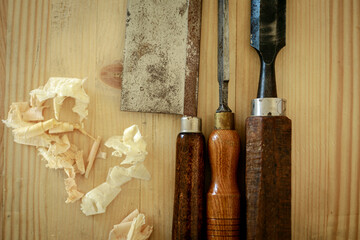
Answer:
[[121, 0, 202, 116], [216, 0, 231, 113]]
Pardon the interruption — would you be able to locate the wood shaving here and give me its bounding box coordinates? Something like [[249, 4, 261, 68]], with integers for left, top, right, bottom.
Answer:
[[22, 106, 46, 121], [2, 102, 33, 129], [81, 125, 151, 216], [121, 209, 140, 223], [13, 118, 57, 139], [104, 125, 147, 165], [104, 136, 126, 157], [120, 152, 146, 165], [108, 209, 153, 240], [38, 145, 81, 170], [48, 121, 74, 134], [64, 176, 84, 203], [29, 77, 89, 122], [3, 78, 154, 237], [13, 133, 55, 148], [110, 164, 151, 181], [81, 182, 123, 216], [74, 149, 85, 175], [106, 166, 133, 187], [96, 151, 107, 159], [50, 135, 70, 154], [53, 96, 66, 120]]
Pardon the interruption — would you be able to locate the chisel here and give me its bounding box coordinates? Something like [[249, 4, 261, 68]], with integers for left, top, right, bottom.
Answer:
[[172, 116, 205, 239], [207, 0, 241, 239], [246, 0, 291, 239]]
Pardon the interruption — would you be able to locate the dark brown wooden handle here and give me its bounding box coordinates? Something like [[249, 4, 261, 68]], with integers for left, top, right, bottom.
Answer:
[[172, 133, 205, 240], [207, 130, 241, 239], [246, 116, 291, 240]]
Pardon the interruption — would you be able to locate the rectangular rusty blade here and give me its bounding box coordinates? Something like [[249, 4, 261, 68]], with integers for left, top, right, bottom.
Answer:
[[121, 0, 202, 116]]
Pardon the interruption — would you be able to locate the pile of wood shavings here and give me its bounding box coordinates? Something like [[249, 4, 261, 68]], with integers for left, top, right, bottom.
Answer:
[[2, 77, 101, 203], [3, 77, 153, 239]]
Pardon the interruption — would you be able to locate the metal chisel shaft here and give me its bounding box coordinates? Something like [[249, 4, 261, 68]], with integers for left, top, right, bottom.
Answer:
[[207, 0, 241, 239]]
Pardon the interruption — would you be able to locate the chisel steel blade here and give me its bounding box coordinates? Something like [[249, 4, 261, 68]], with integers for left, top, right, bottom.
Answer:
[[250, 0, 286, 64], [216, 0, 231, 113]]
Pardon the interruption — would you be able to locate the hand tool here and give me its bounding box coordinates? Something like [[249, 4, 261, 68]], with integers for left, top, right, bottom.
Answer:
[[121, 0, 202, 116], [246, 0, 291, 239], [172, 116, 205, 240], [207, 0, 241, 238]]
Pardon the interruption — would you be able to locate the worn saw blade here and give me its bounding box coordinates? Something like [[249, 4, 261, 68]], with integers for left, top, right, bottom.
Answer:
[[121, 0, 202, 116]]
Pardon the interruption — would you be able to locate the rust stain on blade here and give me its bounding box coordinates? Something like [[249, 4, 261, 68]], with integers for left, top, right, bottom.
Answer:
[[121, 0, 202, 116], [183, 0, 202, 116]]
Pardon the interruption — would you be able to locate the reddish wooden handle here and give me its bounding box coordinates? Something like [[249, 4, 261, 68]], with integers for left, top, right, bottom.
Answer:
[[172, 133, 205, 240], [207, 130, 241, 239], [246, 116, 291, 240]]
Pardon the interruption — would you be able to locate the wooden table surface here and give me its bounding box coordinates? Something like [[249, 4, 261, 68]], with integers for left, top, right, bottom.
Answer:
[[1, 0, 359, 239]]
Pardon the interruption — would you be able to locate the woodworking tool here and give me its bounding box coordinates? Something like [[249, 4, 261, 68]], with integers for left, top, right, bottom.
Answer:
[[207, 0, 241, 239], [172, 116, 205, 240], [121, 0, 202, 116], [246, 0, 291, 239]]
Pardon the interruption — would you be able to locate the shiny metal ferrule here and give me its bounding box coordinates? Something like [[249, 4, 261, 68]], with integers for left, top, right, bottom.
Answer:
[[251, 98, 286, 116], [180, 116, 202, 133]]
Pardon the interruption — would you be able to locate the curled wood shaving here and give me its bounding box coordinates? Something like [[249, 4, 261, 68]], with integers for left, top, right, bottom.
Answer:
[[104, 125, 147, 165], [48, 122, 74, 134], [53, 96, 66, 120], [108, 209, 153, 240], [96, 151, 107, 159], [30, 77, 90, 122], [2, 102, 32, 129], [81, 125, 151, 216], [22, 106, 46, 121], [80, 183, 123, 216], [13, 118, 57, 139], [64, 176, 84, 203]]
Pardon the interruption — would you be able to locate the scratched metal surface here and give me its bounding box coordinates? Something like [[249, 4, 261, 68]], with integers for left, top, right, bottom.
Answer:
[[121, 0, 202, 116]]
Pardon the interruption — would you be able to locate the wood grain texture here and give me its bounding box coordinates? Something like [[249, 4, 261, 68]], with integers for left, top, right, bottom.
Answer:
[[172, 132, 205, 240], [1, 0, 359, 239], [207, 129, 241, 239], [246, 116, 291, 239], [0, 0, 7, 238]]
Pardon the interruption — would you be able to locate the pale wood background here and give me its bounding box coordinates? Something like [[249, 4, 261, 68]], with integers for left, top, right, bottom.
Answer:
[[1, 0, 359, 239]]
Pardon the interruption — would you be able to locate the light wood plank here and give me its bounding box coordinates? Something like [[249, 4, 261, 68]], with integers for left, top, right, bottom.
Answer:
[[0, 0, 7, 239], [1, 0, 360, 239]]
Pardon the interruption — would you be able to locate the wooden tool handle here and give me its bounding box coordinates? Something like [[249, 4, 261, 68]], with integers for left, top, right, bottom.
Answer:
[[172, 133, 205, 240], [207, 129, 241, 239], [246, 116, 291, 240]]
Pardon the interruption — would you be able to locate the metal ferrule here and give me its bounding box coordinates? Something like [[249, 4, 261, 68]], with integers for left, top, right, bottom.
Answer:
[[214, 112, 234, 130], [180, 116, 202, 133], [251, 98, 286, 116]]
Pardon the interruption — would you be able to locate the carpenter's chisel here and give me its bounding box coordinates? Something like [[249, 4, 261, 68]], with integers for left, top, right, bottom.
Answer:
[[246, 0, 291, 239], [207, 0, 241, 239], [172, 116, 205, 239]]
